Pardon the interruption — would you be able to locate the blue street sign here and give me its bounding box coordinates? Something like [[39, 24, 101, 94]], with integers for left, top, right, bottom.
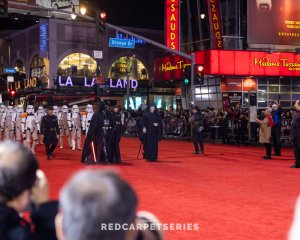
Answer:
[[4, 68, 16, 74], [109, 38, 135, 49]]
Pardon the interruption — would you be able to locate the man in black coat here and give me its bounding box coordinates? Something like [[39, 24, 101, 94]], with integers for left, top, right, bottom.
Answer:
[[189, 106, 205, 155], [81, 100, 114, 164], [291, 100, 300, 168], [140, 104, 163, 162], [41, 106, 60, 160], [0, 140, 58, 240], [111, 105, 122, 163]]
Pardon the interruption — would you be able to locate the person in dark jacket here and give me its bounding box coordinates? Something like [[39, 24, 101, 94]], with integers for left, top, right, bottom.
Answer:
[[111, 105, 122, 163], [41, 106, 60, 160], [81, 100, 114, 164], [271, 102, 283, 156], [140, 104, 163, 162], [0, 140, 58, 240], [189, 106, 205, 155], [290, 100, 300, 168], [236, 113, 248, 145]]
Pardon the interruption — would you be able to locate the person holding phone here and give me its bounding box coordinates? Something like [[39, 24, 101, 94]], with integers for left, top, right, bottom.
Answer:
[[290, 100, 300, 168]]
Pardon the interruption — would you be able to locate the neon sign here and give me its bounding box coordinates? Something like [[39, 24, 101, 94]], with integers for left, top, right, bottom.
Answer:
[[207, 0, 223, 49], [39, 19, 48, 58], [165, 0, 179, 50], [116, 34, 145, 44], [58, 76, 139, 89]]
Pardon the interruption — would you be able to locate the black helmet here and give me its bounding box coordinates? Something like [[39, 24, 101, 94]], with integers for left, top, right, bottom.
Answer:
[[98, 100, 106, 111]]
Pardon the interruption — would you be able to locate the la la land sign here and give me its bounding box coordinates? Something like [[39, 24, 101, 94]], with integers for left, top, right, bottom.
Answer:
[[58, 76, 139, 88]]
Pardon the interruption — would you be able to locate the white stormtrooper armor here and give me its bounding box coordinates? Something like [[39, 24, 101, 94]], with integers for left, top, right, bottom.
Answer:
[[68, 105, 82, 150], [82, 104, 94, 135], [14, 105, 24, 142], [2, 106, 16, 140], [21, 105, 40, 154], [35, 106, 46, 144], [58, 105, 72, 148], [0, 105, 7, 140], [53, 105, 59, 117]]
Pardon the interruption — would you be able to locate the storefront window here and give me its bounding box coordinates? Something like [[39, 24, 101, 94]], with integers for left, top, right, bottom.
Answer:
[[257, 77, 300, 109], [124, 96, 146, 110], [30, 55, 46, 78], [108, 56, 148, 80], [58, 53, 97, 77]]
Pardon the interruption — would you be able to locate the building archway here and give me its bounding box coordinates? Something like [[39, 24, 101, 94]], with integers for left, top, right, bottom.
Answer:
[[108, 56, 149, 80], [57, 52, 97, 77], [15, 59, 25, 73]]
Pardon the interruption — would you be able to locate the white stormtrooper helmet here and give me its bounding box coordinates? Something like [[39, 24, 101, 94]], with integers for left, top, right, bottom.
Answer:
[[62, 105, 69, 113], [38, 106, 44, 114], [86, 104, 93, 113], [53, 106, 59, 115], [72, 105, 79, 114], [0, 105, 7, 113], [26, 105, 35, 114], [7, 106, 14, 114], [16, 105, 24, 114]]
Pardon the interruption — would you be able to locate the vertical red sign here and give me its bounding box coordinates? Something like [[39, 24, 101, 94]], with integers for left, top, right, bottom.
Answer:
[[206, 0, 223, 49], [165, 0, 180, 50]]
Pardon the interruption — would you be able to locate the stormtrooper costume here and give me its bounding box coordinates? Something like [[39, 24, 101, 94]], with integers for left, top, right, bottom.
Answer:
[[14, 105, 24, 142], [58, 105, 72, 148], [21, 105, 40, 154], [68, 105, 82, 150], [35, 106, 46, 144], [2, 106, 16, 140], [0, 105, 7, 140], [82, 104, 94, 135], [53, 105, 59, 117]]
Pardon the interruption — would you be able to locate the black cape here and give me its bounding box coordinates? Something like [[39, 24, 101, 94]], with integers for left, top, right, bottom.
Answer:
[[140, 109, 163, 161], [81, 110, 114, 164], [111, 112, 122, 163]]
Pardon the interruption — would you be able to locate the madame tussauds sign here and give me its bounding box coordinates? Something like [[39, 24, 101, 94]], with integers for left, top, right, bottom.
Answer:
[[57, 76, 138, 88]]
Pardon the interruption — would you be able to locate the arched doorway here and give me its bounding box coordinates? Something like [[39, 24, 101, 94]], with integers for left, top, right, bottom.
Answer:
[[15, 59, 25, 73], [57, 53, 97, 77], [108, 56, 148, 80]]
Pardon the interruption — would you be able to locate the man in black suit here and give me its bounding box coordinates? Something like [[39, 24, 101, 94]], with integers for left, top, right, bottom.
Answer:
[[41, 106, 60, 160], [291, 100, 300, 168]]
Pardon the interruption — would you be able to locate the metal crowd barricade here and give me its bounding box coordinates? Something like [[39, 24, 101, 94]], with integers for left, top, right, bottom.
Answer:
[[281, 118, 292, 145]]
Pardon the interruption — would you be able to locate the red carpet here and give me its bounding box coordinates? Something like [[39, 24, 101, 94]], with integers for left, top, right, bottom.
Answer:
[[34, 138, 300, 240]]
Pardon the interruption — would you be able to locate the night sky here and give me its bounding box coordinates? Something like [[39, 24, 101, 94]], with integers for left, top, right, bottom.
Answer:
[[89, 0, 164, 30], [0, 0, 165, 31]]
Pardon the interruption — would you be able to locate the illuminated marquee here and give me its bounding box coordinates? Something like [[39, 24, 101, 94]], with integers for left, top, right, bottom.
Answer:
[[207, 0, 223, 49], [165, 0, 179, 50]]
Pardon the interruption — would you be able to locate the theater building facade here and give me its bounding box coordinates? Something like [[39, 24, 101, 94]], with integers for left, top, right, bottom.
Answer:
[[1, 18, 177, 109]]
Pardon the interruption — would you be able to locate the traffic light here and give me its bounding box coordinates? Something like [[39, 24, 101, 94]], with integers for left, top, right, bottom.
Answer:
[[195, 64, 204, 85], [183, 65, 191, 86], [96, 11, 107, 33], [10, 90, 16, 97], [0, 0, 8, 18]]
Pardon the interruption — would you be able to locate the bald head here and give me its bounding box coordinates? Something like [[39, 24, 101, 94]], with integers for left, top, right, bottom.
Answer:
[[0, 141, 38, 204], [59, 169, 138, 240]]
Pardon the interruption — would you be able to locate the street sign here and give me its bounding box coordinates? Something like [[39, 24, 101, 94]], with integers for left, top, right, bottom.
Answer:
[[93, 50, 103, 59], [109, 38, 135, 49], [4, 68, 16, 74], [7, 76, 14, 82]]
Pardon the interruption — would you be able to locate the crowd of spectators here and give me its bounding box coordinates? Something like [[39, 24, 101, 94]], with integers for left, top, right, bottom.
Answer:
[[120, 105, 295, 145]]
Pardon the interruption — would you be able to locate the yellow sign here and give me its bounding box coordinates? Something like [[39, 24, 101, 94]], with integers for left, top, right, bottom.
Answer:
[[254, 57, 300, 70], [161, 61, 191, 72]]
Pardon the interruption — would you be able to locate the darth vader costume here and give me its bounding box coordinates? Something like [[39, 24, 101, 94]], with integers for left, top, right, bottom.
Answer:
[[81, 101, 114, 164], [111, 106, 122, 163], [140, 104, 163, 161]]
